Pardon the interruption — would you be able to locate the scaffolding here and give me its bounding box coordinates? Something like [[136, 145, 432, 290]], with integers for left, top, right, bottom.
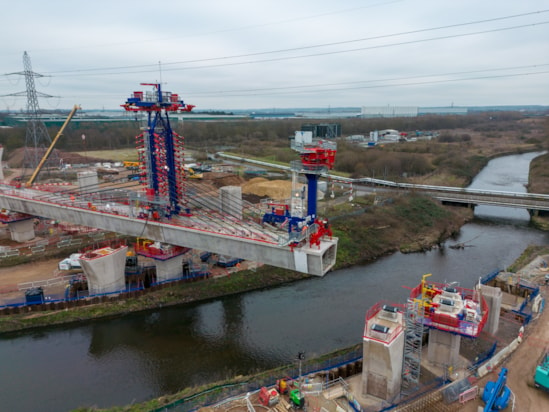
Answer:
[[122, 84, 193, 217], [401, 298, 423, 395]]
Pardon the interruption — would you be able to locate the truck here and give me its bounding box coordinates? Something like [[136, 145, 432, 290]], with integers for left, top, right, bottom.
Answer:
[[58, 253, 83, 271], [534, 351, 549, 391]]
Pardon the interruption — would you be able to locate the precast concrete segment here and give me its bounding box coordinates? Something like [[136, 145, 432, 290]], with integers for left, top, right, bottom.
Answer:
[[0, 189, 338, 276]]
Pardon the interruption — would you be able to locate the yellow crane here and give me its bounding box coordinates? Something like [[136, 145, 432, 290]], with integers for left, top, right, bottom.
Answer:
[[26, 104, 80, 187]]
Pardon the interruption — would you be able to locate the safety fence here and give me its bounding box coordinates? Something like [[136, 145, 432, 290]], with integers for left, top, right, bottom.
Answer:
[[0, 269, 213, 315], [511, 279, 540, 325], [0, 229, 115, 261], [151, 347, 363, 412]]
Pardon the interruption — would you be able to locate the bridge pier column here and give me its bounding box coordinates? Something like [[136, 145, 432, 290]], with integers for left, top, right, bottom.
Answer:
[[8, 219, 35, 242], [0, 146, 4, 180], [220, 186, 242, 220], [479, 284, 502, 335], [155, 254, 185, 283], [79, 245, 128, 295], [427, 328, 461, 367]]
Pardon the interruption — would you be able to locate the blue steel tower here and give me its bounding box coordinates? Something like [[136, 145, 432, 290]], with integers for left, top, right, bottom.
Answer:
[[294, 144, 336, 218], [122, 83, 194, 217]]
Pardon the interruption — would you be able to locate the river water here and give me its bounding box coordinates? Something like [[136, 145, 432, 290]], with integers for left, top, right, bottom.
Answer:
[[1, 153, 548, 412]]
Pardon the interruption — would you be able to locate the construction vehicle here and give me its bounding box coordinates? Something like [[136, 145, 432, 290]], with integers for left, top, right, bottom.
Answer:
[[186, 167, 203, 179], [533, 350, 549, 391], [58, 253, 83, 271], [258, 387, 280, 407], [276, 377, 297, 395], [289, 389, 305, 409], [26, 104, 80, 187], [123, 161, 140, 170], [481, 367, 511, 411]]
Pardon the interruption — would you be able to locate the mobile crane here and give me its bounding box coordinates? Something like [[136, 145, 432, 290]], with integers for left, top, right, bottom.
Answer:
[[25, 104, 80, 187]]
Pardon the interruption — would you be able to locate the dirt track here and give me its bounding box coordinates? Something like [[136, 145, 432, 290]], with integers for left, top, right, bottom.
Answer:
[[462, 286, 549, 411]]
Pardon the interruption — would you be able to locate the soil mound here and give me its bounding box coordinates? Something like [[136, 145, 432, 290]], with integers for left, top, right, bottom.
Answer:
[[242, 177, 302, 200]]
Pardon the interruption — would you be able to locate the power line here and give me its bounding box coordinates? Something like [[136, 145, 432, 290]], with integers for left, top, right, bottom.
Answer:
[[184, 63, 549, 96], [38, 11, 549, 77]]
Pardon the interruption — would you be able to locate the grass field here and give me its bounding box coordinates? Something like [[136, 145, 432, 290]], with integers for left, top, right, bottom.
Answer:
[[75, 148, 139, 162]]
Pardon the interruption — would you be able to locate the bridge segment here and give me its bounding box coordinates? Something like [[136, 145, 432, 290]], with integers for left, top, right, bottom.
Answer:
[[217, 153, 549, 214], [0, 187, 337, 276]]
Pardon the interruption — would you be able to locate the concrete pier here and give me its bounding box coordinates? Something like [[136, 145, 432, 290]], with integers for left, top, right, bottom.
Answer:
[[427, 328, 461, 367], [8, 219, 35, 242], [0, 146, 4, 181], [220, 186, 242, 220], [77, 171, 98, 192], [362, 304, 405, 401], [479, 284, 502, 335], [155, 254, 185, 282], [79, 245, 128, 294]]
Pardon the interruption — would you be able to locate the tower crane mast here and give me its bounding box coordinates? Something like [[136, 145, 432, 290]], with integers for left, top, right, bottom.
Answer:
[[122, 83, 194, 218]]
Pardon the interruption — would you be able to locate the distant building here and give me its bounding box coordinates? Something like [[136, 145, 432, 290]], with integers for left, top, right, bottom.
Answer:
[[361, 106, 418, 118], [361, 106, 469, 118], [301, 123, 341, 138], [419, 107, 468, 116]]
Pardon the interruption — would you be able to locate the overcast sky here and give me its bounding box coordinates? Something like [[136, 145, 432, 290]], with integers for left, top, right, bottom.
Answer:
[[1, 0, 548, 111]]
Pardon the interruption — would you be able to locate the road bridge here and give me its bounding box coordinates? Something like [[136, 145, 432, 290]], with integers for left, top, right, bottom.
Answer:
[[217, 153, 549, 214], [0, 186, 337, 276], [392, 185, 549, 215]]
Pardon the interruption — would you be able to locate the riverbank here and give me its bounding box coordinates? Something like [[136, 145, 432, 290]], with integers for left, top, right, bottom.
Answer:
[[0, 193, 472, 334]]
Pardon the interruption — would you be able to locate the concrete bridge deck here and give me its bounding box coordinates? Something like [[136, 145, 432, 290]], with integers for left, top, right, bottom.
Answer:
[[0, 186, 337, 276]]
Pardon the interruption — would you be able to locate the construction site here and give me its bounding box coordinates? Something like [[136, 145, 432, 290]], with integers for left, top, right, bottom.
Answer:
[[1, 54, 549, 412], [174, 262, 547, 412], [0, 78, 340, 309]]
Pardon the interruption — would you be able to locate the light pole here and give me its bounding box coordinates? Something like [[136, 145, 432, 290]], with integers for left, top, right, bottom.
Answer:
[[297, 351, 305, 390]]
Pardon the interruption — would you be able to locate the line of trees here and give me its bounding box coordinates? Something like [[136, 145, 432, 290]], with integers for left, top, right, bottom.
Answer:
[[0, 111, 547, 184]]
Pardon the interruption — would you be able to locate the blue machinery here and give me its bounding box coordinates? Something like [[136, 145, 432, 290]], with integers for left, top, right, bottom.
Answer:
[[481, 367, 511, 411], [262, 144, 337, 242]]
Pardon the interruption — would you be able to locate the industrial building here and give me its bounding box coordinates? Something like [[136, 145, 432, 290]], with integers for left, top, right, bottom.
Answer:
[[361, 106, 469, 118]]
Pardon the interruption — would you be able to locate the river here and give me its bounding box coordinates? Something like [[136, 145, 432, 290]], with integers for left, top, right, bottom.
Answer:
[[0, 152, 547, 412]]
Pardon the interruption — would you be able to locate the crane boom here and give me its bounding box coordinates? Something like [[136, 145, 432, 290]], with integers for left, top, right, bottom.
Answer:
[[26, 104, 80, 187]]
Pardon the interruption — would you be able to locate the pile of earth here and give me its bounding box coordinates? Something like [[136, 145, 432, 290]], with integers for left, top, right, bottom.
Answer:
[[242, 177, 305, 200]]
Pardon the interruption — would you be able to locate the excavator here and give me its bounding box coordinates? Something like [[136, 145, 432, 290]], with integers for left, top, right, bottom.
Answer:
[[25, 104, 80, 187]]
